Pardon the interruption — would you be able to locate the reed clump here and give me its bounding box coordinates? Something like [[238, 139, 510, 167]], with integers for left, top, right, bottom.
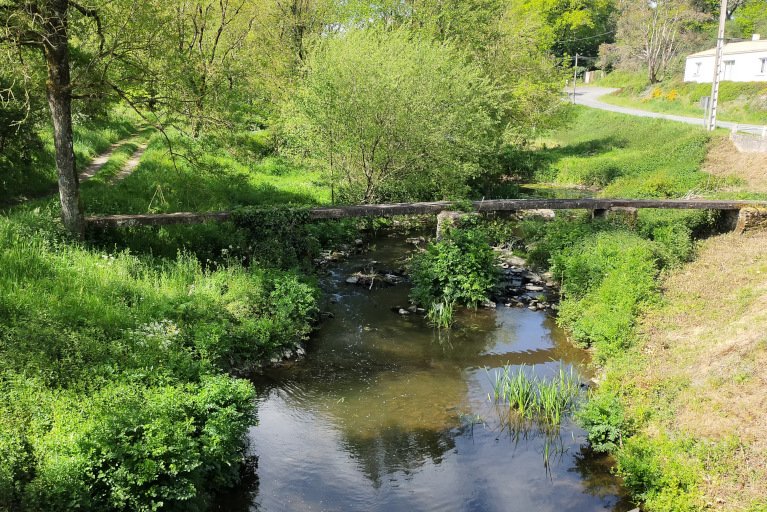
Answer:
[[489, 365, 581, 426]]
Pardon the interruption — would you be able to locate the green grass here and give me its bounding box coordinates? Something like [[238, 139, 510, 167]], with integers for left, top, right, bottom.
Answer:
[[593, 71, 767, 125], [0, 203, 319, 509], [80, 128, 154, 186], [533, 107, 714, 197], [1, 107, 140, 203], [489, 365, 581, 427], [520, 93, 752, 509], [82, 131, 330, 216]]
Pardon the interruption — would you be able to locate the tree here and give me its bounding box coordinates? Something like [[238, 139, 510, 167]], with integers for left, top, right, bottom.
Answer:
[[505, 0, 618, 60], [169, 0, 259, 136], [0, 0, 99, 233], [615, 0, 707, 83], [732, 0, 767, 38], [0, 0, 167, 233], [286, 28, 501, 203]]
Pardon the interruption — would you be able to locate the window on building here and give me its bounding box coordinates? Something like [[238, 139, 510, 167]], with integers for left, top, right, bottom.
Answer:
[[761, 58, 767, 74], [723, 60, 735, 80], [695, 62, 702, 76]]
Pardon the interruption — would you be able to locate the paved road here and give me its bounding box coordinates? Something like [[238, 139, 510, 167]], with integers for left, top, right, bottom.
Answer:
[[570, 86, 766, 135]]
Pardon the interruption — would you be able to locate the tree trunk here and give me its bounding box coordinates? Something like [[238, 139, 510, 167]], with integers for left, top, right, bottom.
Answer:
[[43, 0, 84, 235]]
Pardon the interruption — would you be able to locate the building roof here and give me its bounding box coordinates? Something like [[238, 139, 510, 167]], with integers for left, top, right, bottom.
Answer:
[[688, 40, 767, 59]]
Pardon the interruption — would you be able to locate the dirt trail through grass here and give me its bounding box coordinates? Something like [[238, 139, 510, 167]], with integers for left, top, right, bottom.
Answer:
[[79, 134, 149, 184], [110, 142, 148, 183]]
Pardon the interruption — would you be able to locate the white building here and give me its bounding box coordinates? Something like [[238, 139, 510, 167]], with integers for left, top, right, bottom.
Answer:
[[684, 35, 767, 83]]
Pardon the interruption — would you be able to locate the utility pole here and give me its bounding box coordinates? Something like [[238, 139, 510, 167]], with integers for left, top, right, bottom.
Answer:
[[572, 53, 579, 104], [707, 0, 728, 131]]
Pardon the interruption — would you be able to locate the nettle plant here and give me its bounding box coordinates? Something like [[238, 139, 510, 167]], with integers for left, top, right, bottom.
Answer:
[[410, 224, 499, 327]]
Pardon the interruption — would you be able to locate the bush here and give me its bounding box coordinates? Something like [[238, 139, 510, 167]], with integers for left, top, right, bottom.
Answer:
[[616, 436, 704, 512], [0, 209, 320, 508], [410, 224, 498, 326], [0, 375, 255, 511], [554, 231, 659, 359], [577, 391, 632, 453], [285, 26, 502, 203]]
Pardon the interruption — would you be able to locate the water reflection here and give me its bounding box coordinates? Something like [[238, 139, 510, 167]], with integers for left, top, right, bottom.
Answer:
[[216, 232, 632, 512]]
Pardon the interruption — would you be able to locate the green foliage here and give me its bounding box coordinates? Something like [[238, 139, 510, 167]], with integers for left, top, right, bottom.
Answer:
[[231, 206, 313, 267], [0, 107, 136, 203], [732, 0, 767, 39], [534, 108, 711, 197], [596, 75, 767, 125], [508, 0, 617, 58], [82, 130, 330, 218], [410, 225, 499, 326], [577, 391, 632, 453], [285, 27, 502, 203], [521, 214, 604, 268], [616, 436, 704, 511], [0, 207, 321, 509], [0, 374, 255, 512], [554, 231, 659, 360]]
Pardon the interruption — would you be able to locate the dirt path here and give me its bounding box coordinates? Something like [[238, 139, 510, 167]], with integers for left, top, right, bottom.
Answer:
[[79, 139, 129, 182], [110, 142, 148, 183], [79, 134, 149, 185]]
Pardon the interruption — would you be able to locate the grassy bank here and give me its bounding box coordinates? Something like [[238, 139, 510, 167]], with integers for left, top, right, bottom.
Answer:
[[593, 71, 767, 126], [0, 118, 340, 509], [0, 205, 319, 510], [81, 130, 330, 216], [517, 107, 767, 510]]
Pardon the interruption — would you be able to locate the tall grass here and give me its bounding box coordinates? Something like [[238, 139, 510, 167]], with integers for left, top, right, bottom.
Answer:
[[82, 130, 330, 216], [488, 365, 582, 427], [426, 300, 455, 329]]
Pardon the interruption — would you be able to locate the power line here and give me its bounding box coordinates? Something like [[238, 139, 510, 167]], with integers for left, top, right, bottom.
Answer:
[[552, 29, 616, 45]]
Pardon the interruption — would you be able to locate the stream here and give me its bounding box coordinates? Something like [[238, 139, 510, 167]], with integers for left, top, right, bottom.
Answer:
[[216, 231, 632, 512]]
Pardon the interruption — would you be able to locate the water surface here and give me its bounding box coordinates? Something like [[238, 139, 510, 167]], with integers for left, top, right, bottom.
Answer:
[[219, 233, 631, 512]]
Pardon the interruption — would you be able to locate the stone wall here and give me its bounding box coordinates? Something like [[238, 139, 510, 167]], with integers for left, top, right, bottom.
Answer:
[[731, 133, 767, 153], [735, 207, 767, 234]]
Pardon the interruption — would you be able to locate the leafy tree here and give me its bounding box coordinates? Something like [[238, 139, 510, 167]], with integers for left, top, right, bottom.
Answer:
[[731, 0, 767, 38], [0, 0, 97, 233], [615, 0, 707, 83], [505, 0, 617, 59], [285, 27, 501, 203], [0, 0, 169, 232]]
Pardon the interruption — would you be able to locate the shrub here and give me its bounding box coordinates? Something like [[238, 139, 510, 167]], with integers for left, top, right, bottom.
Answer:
[[616, 436, 704, 512], [410, 224, 499, 326], [1, 375, 255, 512], [553, 231, 659, 359], [577, 391, 632, 453], [285, 26, 501, 203]]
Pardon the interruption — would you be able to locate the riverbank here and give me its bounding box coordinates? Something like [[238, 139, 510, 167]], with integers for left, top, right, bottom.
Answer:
[[615, 230, 767, 510], [526, 106, 767, 510]]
